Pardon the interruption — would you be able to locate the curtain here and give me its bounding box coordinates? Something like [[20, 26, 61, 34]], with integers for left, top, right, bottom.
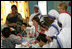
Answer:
[[1, 1, 29, 24]]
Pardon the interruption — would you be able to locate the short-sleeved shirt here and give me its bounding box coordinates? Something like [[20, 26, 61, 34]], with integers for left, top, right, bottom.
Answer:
[[2, 37, 21, 48], [6, 13, 23, 33], [6, 13, 23, 24]]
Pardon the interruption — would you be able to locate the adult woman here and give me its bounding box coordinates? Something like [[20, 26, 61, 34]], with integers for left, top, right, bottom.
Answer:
[[6, 5, 23, 33], [58, 13, 71, 48], [45, 9, 60, 37], [29, 5, 43, 38], [32, 16, 40, 38], [29, 5, 43, 26]]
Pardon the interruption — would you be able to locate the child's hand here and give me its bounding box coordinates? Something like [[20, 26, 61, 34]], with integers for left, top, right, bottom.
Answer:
[[46, 36, 53, 42], [34, 40, 38, 43]]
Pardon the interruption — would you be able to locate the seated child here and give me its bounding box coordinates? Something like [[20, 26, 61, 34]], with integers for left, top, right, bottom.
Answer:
[[36, 33, 57, 48], [17, 22, 27, 37], [36, 34, 49, 48], [35, 33, 46, 44], [39, 21, 49, 34], [2, 27, 21, 48], [39, 22, 58, 48]]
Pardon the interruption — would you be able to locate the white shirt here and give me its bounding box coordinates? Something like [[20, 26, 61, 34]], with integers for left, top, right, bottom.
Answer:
[[42, 43, 50, 48]]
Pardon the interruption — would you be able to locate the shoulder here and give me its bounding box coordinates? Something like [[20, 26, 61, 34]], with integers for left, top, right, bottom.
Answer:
[[17, 13, 22, 18], [17, 13, 22, 16], [7, 13, 12, 17], [18, 13, 21, 15], [8, 13, 11, 15]]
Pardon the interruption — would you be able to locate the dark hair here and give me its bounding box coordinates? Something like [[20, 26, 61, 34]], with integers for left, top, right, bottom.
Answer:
[[40, 21, 50, 28], [36, 33, 47, 43], [44, 17, 54, 26], [39, 33, 46, 38], [58, 21, 62, 28], [32, 16, 40, 25], [38, 21, 45, 28], [22, 22, 27, 27], [12, 31, 17, 35], [11, 5, 17, 10], [2, 27, 11, 38], [40, 36, 48, 43]]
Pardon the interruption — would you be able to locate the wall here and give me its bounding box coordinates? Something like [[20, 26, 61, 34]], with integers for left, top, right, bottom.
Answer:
[[28, 1, 71, 16], [28, 1, 37, 16], [48, 1, 71, 14]]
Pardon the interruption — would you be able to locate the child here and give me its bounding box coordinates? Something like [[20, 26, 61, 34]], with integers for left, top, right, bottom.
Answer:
[[35, 33, 46, 44], [39, 17, 54, 35], [2, 27, 21, 48], [39, 21, 50, 34], [17, 22, 27, 37], [58, 2, 71, 16], [38, 20, 58, 48], [32, 16, 40, 38], [36, 34, 49, 48]]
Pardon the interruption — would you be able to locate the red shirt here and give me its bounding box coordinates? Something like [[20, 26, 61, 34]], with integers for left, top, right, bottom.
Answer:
[[65, 11, 71, 16]]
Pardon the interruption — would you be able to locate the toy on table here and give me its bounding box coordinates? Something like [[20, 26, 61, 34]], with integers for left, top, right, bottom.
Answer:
[[21, 38, 29, 48], [29, 39, 35, 44]]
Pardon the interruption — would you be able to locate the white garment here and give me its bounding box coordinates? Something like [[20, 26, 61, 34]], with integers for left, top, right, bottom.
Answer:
[[45, 9, 60, 36], [45, 21, 59, 48], [45, 9, 60, 48], [48, 9, 59, 19], [29, 5, 43, 26], [58, 13, 71, 48], [30, 26, 35, 37], [45, 20, 61, 36], [42, 43, 50, 48], [28, 12, 40, 38], [29, 5, 42, 37], [29, 12, 43, 26], [49, 39, 58, 48]]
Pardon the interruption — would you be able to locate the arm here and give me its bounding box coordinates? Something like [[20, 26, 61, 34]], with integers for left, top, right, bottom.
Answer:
[[6, 14, 17, 27], [17, 13, 23, 23], [34, 26, 38, 37], [6, 20, 17, 26], [46, 36, 53, 43]]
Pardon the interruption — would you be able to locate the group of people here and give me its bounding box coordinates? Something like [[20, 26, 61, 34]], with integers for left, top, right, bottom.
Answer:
[[28, 1, 71, 48], [1, 1, 71, 48]]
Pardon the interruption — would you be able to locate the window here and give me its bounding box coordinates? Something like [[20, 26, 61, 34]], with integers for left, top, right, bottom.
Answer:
[[38, 1, 47, 15]]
